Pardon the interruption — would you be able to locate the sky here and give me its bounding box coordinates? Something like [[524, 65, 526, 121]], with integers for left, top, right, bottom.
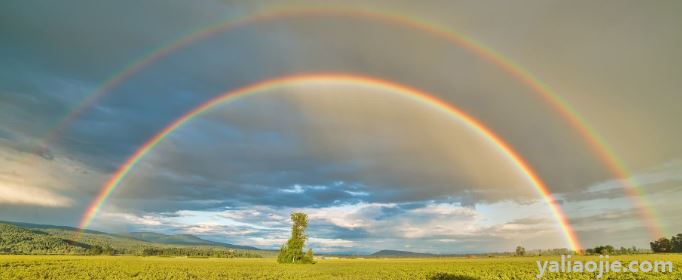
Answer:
[[1, 0, 682, 254]]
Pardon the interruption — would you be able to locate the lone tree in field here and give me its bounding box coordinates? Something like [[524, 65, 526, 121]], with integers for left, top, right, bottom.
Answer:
[[278, 212, 314, 264]]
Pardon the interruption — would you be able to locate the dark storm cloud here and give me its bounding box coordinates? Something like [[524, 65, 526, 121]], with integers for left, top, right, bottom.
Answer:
[[0, 0, 245, 80], [0, 204, 83, 226], [105, 85, 545, 210], [568, 209, 641, 228], [115, 174, 376, 211], [0, 129, 13, 140], [1, 0, 626, 198], [1, 0, 315, 175], [1, 0, 680, 188], [0, 70, 82, 138]]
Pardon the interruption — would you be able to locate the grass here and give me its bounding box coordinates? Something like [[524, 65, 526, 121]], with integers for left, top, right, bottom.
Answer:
[[0, 254, 680, 279]]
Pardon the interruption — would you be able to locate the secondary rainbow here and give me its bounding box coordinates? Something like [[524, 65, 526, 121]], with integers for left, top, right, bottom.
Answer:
[[78, 73, 582, 252], [46, 9, 666, 237], [45, 8, 664, 237]]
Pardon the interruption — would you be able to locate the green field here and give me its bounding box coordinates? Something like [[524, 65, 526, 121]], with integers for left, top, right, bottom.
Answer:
[[1, 255, 680, 279]]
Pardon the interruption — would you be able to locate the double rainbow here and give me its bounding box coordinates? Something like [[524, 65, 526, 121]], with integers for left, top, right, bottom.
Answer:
[[55, 7, 663, 249]]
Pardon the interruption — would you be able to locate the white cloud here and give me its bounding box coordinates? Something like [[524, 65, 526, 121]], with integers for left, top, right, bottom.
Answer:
[[0, 180, 72, 207], [0, 142, 105, 208], [90, 200, 569, 252], [279, 184, 328, 194], [100, 212, 163, 226], [246, 237, 287, 247], [345, 190, 369, 196], [309, 238, 356, 247]]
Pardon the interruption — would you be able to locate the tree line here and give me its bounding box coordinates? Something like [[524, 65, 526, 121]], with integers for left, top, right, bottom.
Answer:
[[514, 233, 682, 256], [139, 247, 261, 258], [0, 223, 262, 258], [650, 234, 682, 253], [584, 245, 644, 255]]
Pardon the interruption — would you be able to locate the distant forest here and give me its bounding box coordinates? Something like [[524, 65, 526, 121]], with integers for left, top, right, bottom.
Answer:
[[0, 223, 264, 258]]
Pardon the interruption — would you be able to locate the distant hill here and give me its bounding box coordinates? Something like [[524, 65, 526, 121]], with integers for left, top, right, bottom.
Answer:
[[370, 249, 437, 257], [0, 220, 264, 257], [0, 220, 256, 250], [122, 232, 257, 250], [0, 224, 90, 254], [0, 220, 108, 235]]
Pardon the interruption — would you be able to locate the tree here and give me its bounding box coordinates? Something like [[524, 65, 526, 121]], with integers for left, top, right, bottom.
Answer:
[[671, 234, 682, 253], [277, 245, 288, 263], [102, 244, 115, 255], [515, 246, 526, 256], [650, 237, 672, 253], [88, 245, 103, 255], [303, 248, 314, 263], [277, 212, 314, 264], [594, 245, 614, 255]]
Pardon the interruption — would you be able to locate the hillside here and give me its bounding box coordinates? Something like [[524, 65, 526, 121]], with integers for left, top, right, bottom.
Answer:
[[0, 224, 89, 254], [122, 232, 257, 250], [0, 221, 263, 257], [370, 249, 437, 257], [1, 220, 256, 250], [0, 221, 107, 235]]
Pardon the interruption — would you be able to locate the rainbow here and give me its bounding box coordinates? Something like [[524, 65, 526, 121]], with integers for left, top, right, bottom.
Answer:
[[59, 8, 663, 238], [78, 73, 583, 252]]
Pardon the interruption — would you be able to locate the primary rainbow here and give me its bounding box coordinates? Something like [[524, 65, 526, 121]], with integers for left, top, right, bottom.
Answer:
[[78, 73, 582, 252]]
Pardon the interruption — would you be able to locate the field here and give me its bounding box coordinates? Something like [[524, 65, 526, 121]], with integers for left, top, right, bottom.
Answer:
[[0, 255, 680, 279]]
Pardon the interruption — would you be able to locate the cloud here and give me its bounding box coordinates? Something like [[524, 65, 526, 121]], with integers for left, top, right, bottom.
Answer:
[[92, 198, 571, 253], [569, 209, 640, 229], [2, 0, 682, 252], [3, 0, 626, 202], [101, 212, 164, 226], [0, 178, 71, 207], [279, 184, 328, 194], [0, 129, 15, 140], [562, 160, 682, 202], [0, 138, 107, 219], [107, 85, 543, 214], [308, 237, 356, 248]]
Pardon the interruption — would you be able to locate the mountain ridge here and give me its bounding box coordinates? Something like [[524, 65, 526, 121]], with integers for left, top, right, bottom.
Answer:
[[120, 231, 257, 250]]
